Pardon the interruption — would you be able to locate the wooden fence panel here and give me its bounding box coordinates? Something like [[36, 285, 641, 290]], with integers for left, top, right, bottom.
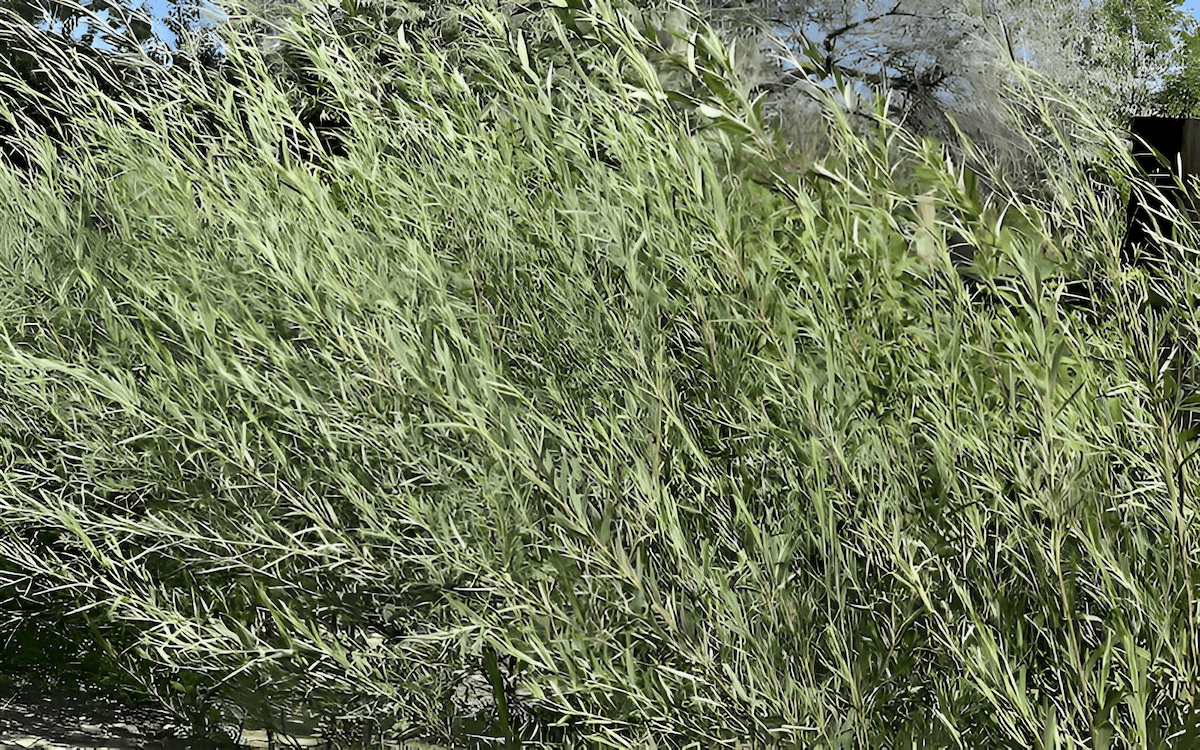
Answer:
[[1122, 117, 1200, 265]]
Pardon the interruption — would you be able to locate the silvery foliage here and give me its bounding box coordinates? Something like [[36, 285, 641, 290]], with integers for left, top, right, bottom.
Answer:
[[693, 0, 1145, 131], [686, 0, 1156, 206]]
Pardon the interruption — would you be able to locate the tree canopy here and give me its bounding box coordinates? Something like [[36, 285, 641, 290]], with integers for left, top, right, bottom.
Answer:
[[1100, 0, 1200, 118], [689, 0, 1192, 134]]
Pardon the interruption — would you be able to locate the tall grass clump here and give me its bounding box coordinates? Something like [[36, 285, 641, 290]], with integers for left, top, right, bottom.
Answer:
[[2, 0, 1200, 746]]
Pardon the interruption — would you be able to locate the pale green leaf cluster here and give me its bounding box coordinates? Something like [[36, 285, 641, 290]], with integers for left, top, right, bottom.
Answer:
[[1, 0, 1200, 747]]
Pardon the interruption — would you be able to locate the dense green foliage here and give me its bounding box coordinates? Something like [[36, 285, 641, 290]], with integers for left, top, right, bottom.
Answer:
[[2, 0, 1200, 747]]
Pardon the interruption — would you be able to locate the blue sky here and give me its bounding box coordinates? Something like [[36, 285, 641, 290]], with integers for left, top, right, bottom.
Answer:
[[31, 0, 231, 58]]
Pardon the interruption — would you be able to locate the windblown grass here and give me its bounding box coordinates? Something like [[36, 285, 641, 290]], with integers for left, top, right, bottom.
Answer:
[[1, 0, 1200, 747]]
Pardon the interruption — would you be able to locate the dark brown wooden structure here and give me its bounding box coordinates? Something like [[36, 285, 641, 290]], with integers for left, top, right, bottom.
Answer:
[[1119, 118, 1200, 440], [1122, 117, 1200, 265]]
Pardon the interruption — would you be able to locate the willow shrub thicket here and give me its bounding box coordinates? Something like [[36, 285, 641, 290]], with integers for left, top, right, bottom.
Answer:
[[0, 0, 1198, 746]]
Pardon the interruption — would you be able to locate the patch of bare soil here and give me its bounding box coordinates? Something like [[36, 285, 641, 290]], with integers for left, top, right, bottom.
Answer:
[[0, 621, 555, 749], [0, 668, 471, 749], [0, 667, 236, 749]]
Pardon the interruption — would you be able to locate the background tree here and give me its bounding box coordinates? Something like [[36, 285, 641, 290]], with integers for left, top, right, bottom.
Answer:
[[666, 0, 1200, 222], [1108, 0, 1200, 119], [686, 0, 1149, 140], [1152, 23, 1200, 117], [1089, 0, 1200, 122]]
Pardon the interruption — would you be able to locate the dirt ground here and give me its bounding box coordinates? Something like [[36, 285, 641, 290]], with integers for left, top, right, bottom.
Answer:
[[0, 668, 454, 750], [0, 666, 234, 749]]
